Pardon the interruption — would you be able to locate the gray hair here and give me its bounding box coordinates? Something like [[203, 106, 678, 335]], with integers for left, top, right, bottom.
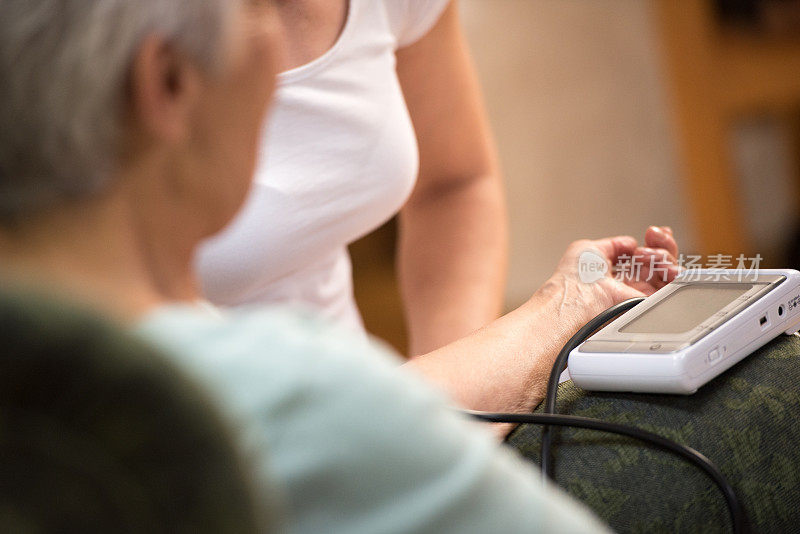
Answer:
[[0, 0, 239, 219]]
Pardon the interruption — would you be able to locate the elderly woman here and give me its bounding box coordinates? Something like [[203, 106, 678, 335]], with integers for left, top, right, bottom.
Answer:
[[0, 0, 678, 532]]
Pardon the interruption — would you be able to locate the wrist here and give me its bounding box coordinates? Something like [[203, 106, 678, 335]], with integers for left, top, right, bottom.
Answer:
[[532, 274, 613, 333]]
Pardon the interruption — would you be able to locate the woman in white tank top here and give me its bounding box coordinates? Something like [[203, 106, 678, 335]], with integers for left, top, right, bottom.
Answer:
[[196, 0, 509, 355], [196, 0, 682, 417]]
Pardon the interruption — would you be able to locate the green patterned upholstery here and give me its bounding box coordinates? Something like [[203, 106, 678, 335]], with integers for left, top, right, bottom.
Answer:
[[0, 291, 271, 533], [509, 334, 800, 533]]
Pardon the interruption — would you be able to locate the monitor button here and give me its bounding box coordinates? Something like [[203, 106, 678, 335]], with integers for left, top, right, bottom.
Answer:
[[708, 347, 722, 363], [628, 342, 685, 353]]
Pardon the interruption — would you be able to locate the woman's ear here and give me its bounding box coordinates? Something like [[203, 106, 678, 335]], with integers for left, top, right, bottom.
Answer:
[[128, 35, 201, 146]]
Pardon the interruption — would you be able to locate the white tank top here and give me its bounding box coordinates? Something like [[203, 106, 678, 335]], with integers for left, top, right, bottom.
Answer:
[[195, 0, 450, 332]]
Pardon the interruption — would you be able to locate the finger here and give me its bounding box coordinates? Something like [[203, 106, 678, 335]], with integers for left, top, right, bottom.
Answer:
[[644, 226, 677, 255], [665, 263, 681, 282], [623, 247, 679, 289], [589, 235, 638, 264], [635, 246, 677, 266], [643, 263, 680, 288], [622, 263, 680, 292], [645, 226, 678, 258]]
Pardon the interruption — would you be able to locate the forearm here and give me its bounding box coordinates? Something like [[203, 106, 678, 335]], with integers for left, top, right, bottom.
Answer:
[[402, 231, 682, 436], [399, 174, 507, 355], [403, 275, 598, 418]]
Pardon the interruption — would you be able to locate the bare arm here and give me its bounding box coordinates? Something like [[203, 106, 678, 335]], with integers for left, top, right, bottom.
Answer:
[[396, 1, 508, 356], [394, 3, 682, 434], [405, 227, 681, 435]]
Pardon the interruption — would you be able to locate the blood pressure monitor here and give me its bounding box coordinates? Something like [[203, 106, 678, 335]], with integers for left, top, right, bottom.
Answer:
[[568, 269, 800, 394]]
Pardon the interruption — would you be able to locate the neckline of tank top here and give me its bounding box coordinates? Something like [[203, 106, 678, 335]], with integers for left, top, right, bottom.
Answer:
[[277, 0, 356, 85]]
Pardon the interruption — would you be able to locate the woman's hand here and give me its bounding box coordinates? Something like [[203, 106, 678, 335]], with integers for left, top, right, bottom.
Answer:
[[541, 226, 681, 328]]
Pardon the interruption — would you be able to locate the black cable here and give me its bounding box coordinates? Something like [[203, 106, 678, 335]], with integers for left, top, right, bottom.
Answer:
[[540, 297, 644, 480], [468, 296, 750, 533], [466, 410, 749, 534]]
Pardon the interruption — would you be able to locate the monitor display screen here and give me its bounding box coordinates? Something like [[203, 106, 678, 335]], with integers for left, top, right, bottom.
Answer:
[[619, 283, 754, 334]]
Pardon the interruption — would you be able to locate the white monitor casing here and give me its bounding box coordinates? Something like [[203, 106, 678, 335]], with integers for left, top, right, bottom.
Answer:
[[567, 269, 800, 394]]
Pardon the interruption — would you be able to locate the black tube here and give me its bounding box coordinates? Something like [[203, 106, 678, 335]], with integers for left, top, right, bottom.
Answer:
[[467, 410, 749, 534]]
